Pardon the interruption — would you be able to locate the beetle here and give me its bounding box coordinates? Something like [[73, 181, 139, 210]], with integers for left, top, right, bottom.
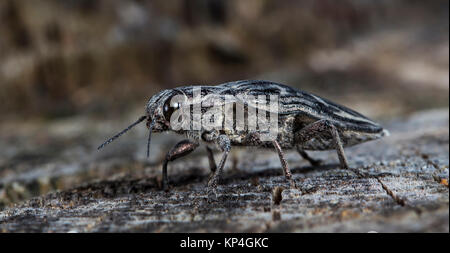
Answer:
[[98, 80, 389, 192]]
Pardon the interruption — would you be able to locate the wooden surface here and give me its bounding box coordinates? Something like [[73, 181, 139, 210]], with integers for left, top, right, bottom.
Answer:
[[0, 108, 448, 232]]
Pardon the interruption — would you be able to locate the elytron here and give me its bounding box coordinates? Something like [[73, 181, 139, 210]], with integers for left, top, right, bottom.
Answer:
[[98, 80, 389, 192]]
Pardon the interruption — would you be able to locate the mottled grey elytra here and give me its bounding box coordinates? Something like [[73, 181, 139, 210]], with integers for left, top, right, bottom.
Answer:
[[98, 80, 389, 192]]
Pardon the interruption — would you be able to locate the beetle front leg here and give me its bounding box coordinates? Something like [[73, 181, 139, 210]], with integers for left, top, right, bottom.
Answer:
[[295, 120, 349, 170], [207, 135, 231, 191], [162, 139, 199, 191]]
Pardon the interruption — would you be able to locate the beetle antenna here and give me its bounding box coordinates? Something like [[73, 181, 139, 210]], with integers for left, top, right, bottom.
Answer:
[[97, 115, 147, 150], [146, 120, 155, 158]]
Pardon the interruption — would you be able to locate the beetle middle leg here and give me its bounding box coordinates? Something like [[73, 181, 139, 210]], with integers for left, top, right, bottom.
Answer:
[[205, 146, 217, 173], [297, 147, 322, 166], [273, 140, 298, 189], [162, 139, 199, 191], [295, 119, 349, 170], [207, 135, 231, 191]]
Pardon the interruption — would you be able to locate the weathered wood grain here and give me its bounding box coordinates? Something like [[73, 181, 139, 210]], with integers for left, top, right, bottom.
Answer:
[[0, 109, 448, 232]]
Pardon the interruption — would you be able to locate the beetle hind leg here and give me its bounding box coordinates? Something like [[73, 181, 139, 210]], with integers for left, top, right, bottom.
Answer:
[[295, 120, 350, 170], [330, 125, 349, 170]]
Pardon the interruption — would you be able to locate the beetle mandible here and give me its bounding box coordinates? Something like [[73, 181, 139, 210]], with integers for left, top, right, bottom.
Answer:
[[98, 80, 389, 192]]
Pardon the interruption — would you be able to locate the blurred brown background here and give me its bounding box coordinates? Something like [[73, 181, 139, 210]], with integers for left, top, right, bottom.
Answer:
[[0, 0, 448, 210], [0, 0, 448, 120]]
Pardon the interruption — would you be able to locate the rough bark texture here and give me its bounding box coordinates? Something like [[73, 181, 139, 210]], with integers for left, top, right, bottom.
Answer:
[[0, 108, 448, 232]]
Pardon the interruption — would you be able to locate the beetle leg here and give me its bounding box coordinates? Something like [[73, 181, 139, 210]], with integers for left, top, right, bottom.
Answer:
[[273, 140, 297, 189], [207, 135, 231, 190], [296, 147, 322, 166], [330, 125, 350, 170], [205, 146, 217, 173], [295, 119, 349, 170], [162, 139, 199, 191]]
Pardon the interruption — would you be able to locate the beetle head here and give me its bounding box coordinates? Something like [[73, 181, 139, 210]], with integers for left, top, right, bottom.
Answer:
[[98, 88, 185, 158], [145, 89, 184, 133]]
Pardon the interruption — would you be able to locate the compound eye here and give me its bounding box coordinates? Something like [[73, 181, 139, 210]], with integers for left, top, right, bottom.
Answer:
[[163, 98, 180, 120]]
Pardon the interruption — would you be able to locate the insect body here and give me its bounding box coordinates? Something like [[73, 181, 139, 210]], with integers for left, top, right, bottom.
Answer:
[[98, 80, 389, 192]]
